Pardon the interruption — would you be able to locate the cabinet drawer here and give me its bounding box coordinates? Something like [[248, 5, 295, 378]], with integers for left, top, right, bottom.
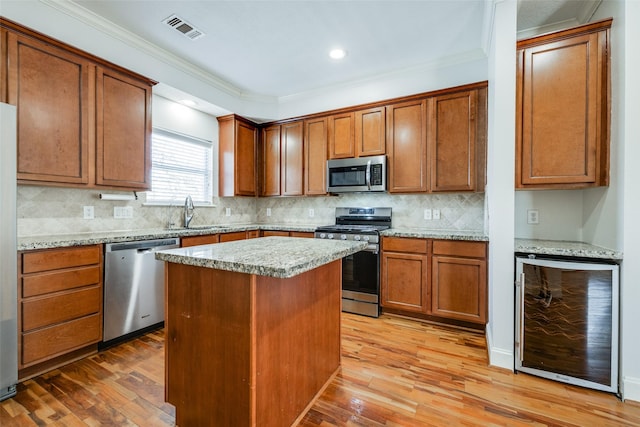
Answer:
[[22, 313, 101, 366], [220, 231, 247, 242], [181, 234, 220, 247], [290, 232, 314, 238], [22, 286, 101, 331], [382, 237, 428, 254], [22, 245, 101, 273], [432, 240, 486, 259], [262, 230, 290, 237], [22, 265, 100, 298]]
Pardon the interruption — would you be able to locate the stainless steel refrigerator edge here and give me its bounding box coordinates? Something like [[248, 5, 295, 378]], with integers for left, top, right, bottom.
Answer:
[[0, 103, 18, 401]]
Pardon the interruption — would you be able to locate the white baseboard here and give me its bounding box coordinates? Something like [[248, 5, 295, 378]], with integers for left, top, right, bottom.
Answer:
[[486, 325, 514, 370], [623, 376, 640, 403]]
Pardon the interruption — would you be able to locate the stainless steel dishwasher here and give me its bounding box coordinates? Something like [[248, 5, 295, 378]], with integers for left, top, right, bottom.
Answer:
[[103, 237, 180, 344]]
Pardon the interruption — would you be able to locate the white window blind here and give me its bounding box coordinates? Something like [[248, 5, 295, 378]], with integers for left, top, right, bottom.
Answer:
[[146, 128, 213, 204]]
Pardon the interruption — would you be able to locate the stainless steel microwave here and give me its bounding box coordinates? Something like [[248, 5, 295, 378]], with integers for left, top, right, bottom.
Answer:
[[327, 155, 386, 193]]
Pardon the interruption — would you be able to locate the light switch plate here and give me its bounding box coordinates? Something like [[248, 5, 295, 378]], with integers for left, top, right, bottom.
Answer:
[[433, 209, 441, 220]]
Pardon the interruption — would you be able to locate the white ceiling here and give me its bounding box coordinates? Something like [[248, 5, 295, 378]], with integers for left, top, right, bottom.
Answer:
[[67, 0, 601, 115]]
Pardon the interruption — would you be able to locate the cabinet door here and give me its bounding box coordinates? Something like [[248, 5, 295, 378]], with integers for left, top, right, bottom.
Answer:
[[328, 112, 355, 159], [355, 107, 386, 157], [381, 252, 429, 314], [518, 32, 604, 187], [387, 100, 427, 192], [235, 119, 258, 196], [304, 117, 328, 195], [428, 90, 477, 192], [261, 125, 281, 196], [431, 255, 486, 324], [8, 32, 91, 185], [281, 121, 304, 196], [96, 67, 152, 189]]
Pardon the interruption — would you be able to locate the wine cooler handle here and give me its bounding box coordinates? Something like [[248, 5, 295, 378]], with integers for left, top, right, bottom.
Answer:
[[518, 272, 525, 363]]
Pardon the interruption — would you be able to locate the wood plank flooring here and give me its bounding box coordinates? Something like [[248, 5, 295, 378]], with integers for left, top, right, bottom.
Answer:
[[2, 313, 640, 426]]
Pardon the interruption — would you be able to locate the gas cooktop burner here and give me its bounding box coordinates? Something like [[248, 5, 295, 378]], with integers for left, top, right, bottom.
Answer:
[[315, 224, 387, 234]]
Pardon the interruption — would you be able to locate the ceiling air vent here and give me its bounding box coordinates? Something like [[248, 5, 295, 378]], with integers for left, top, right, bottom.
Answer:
[[162, 14, 205, 41]]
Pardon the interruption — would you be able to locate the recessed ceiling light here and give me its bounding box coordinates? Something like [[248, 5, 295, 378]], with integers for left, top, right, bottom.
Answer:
[[329, 48, 347, 60], [179, 99, 197, 107]]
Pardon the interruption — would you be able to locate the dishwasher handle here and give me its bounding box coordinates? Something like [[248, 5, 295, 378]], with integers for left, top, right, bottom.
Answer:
[[106, 238, 180, 252]]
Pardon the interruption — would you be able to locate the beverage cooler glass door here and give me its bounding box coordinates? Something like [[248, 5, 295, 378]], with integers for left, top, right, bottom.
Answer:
[[515, 257, 619, 393]]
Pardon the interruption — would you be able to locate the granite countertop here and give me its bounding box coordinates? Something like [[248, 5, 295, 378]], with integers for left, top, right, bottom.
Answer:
[[17, 223, 318, 251], [515, 238, 622, 260], [155, 236, 367, 279], [380, 228, 488, 241], [18, 224, 486, 250]]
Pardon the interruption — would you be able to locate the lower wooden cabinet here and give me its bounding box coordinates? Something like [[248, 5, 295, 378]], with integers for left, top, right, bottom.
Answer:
[[18, 245, 103, 378], [381, 237, 488, 325], [381, 237, 429, 313], [431, 240, 487, 324]]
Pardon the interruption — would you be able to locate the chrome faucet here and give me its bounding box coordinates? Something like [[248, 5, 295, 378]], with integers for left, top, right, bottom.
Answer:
[[184, 195, 195, 228]]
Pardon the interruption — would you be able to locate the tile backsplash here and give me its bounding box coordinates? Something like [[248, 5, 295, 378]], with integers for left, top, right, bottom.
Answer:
[[17, 185, 485, 236]]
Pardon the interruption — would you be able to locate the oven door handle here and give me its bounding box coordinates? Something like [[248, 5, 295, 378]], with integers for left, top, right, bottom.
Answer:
[[362, 244, 378, 253], [366, 159, 372, 190]]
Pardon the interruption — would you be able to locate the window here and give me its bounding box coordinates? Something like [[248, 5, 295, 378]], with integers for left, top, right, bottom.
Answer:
[[146, 128, 213, 205]]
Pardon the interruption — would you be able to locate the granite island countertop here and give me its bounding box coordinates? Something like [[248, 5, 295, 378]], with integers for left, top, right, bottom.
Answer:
[[155, 236, 368, 278], [515, 238, 622, 260]]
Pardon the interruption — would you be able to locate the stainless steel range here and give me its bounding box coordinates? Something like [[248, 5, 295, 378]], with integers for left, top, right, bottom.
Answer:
[[315, 207, 391, 317]]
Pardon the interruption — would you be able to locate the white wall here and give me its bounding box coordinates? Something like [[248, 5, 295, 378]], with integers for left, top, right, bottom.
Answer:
[[485, 0, 517, 369], [514, 190, 585, 241], [620, 0, 640, 402]]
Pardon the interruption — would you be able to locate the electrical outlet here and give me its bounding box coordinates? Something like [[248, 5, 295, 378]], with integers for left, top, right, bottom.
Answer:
[[433, 209, 441, 220], [83, 206, 94, 219], [266, 208, 271, 217], [423, 209, 432, 220], [113, 206, 133, 219], [225, 208, 231, 217], [527, 209, 539, 224], [309, 208, 315, 218]]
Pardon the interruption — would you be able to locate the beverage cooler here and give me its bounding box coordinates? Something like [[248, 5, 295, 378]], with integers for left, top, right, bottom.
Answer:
[[515, 255, 619, 393]]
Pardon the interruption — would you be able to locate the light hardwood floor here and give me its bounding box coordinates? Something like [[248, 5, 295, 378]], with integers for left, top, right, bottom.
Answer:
[[2, 313, 639, 426]]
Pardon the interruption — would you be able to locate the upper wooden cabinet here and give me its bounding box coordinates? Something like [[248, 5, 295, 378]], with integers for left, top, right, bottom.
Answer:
[[7, 31, 91, 185], [304, 117, 328, 195], [328, 107, 386, 160], [386, 99, 428, 193], [261, 125, 281, 196], [516, 19, 611, 189], [328, 112, 355, 159], [280, 121, 304, 196], [428, 89, 486, 192], [96, 67, 152, 189], [2, 19, 156, 191], [218, 114, 258, 197], [355, 106, 386, 157], [260, 120, 304, 196]]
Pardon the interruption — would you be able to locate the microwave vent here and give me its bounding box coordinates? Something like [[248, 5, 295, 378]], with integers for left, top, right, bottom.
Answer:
[[162, 14, 205, 41]]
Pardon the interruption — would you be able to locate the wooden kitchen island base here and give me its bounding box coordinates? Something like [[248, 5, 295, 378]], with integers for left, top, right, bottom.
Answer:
[[165, 259, 342, 427]]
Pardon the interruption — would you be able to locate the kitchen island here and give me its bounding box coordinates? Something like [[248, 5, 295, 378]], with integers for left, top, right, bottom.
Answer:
[[155, 236, 367, 427]]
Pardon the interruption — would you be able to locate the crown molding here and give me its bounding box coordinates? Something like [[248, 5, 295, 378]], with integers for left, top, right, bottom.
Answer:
[[39, 0, 275, 103]]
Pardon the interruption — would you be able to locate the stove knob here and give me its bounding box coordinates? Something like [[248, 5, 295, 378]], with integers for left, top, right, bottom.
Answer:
[[319, 233, 326, 239], [340, 234, 347, 240], [363, 236, 370, 242], [354, 235, 361, 241], [327, 234, 334, 239]]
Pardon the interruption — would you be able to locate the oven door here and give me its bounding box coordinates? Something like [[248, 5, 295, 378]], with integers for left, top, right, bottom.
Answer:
[[341, 244, 380, 317]]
